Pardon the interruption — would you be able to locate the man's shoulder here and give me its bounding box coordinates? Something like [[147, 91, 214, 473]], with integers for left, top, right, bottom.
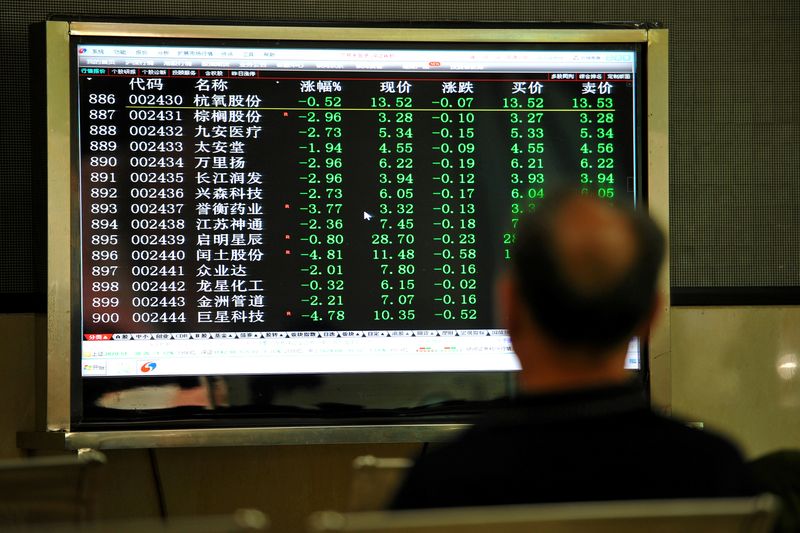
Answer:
[[436, 405, 741, 459], [391, 404, 754, 509], [409, 390, 744, 464]]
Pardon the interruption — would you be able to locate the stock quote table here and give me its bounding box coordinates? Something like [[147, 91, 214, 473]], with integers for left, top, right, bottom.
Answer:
[[77, 47, 637, 350]]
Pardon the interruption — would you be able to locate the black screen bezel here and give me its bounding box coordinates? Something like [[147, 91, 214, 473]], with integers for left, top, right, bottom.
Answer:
[[66, 25, 648, 430]]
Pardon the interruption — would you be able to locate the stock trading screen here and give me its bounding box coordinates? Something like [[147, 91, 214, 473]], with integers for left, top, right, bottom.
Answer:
[[76, 41, 640, 377]]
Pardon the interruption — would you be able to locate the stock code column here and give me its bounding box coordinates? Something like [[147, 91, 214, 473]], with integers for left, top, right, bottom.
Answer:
[[81, 73, 192, 334], [80, 69, 271, 336]]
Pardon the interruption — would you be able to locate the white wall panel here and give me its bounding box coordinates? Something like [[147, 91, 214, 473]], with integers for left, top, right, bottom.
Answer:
[[672, 307, 800, 458]]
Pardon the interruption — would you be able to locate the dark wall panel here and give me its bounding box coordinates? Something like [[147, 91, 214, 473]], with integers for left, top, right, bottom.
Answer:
[[1, 0, 798, 309]]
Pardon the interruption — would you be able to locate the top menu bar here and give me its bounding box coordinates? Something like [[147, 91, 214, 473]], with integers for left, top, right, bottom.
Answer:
[[77, 46, 636, 73]]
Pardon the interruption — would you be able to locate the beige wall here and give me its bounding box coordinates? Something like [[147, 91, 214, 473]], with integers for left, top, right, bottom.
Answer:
[[3, 309, 800, 529], [671, 307, 800, 458]]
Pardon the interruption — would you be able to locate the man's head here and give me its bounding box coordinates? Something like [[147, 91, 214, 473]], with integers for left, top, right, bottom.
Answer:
[[499, 191, 664, 388]]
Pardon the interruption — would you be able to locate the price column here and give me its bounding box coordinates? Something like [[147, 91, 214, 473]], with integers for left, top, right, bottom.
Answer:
[[430, 90, 479, 322], [503, 82, 546, 260], [575, 81, 617, 199], [370, 88, 417, 323]]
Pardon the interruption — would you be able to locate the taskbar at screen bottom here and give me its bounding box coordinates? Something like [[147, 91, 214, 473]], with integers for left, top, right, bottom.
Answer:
[[81, 328, 525, 377], [81, 330, 641, 376]]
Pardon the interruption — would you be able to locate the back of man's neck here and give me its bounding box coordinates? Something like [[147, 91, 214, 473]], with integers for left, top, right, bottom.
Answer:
[[516, 348, 631, 395]]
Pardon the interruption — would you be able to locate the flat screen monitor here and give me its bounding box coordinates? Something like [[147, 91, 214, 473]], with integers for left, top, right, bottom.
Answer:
[[35, 21, 659, 434]]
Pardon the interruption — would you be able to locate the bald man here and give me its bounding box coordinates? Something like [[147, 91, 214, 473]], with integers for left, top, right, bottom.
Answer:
[[392, 191, 755, 509]]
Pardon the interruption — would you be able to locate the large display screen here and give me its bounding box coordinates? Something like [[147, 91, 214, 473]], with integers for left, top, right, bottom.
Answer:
[[68, 29, 644, 426]]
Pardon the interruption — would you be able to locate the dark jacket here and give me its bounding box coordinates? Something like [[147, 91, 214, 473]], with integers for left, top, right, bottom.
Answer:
[[392, 381, 756, 509]]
